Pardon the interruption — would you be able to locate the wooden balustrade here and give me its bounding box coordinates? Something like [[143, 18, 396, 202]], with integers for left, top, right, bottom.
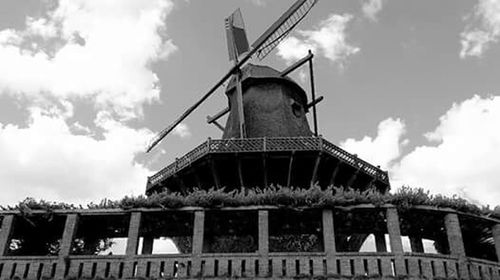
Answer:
[[1, 253, 499, 279], [1, 206, 500, 279]]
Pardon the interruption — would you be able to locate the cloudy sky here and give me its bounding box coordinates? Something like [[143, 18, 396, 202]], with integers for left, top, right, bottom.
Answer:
[[1, 0, 500, 207]]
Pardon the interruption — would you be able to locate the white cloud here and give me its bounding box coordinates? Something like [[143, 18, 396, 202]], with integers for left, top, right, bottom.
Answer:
[[460, 0, 500, 58], [392, 95, 500, 207], [172, 123, 191, 139], [0, 0, 179, 205], [248, 0, 266, 7], [362, 0, 385, 21], [0, 0, 177, 119], [0, 108, 153, 206], [340, 118, 407, 170], [340, 96, 500, 207], [276, 13, 360, 65]]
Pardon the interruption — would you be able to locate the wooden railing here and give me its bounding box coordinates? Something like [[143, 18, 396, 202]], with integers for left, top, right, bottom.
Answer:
[[148, 137, 389, 187], [2, 206, 500, 279], [1, 253, 499, 279]]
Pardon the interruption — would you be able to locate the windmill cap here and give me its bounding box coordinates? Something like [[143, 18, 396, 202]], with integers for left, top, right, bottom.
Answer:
[[226, 64, 308, 108]]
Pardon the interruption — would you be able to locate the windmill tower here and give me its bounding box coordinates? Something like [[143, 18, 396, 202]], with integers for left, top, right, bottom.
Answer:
[[145, 0, 390, 195]]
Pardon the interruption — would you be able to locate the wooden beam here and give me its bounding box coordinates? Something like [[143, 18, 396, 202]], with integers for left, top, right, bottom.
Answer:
[[193, 168, 202, 189], [207, 107, 230, 124], [236, 154, 245, 188], [346, 169, 360, 187], [287, 152, 295, 187], [310, 152, 322, 187], [329, 161, 341, 186], [280, 51, 313, 77], [210, 157, 220, 188]]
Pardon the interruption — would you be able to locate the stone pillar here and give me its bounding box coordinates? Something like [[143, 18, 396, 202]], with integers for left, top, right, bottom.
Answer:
[[0, 215, 14, 256], [192, 211, 205, 276], [55, 214, 79, 279], [322, 209, 337, 274], [386, 208, 405, 275], [444, 213, 468, 278], [492, 224, 500, 263], [125, 212, 142, 256], [258, 210, 269, 276], [375, 233, 387, 252]]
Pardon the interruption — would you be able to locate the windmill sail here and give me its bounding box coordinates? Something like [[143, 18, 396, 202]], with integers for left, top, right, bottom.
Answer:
[[252, 0, 318, 61], [225, 8, 250, 61]]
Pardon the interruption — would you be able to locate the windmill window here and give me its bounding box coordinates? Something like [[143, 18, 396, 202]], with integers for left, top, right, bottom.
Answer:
[[291, 100, 303, 118]]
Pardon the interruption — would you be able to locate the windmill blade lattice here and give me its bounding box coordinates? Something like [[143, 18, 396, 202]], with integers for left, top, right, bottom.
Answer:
[[253, 0, 318, 61]]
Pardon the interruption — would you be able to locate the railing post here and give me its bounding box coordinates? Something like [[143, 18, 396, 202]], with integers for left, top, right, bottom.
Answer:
[[55, 213, 79, 279], [0, 215, 14, 256], [263, 137, 266, 152], [207, 137, 211, 152], [126, 212, 142, 256], [322, 209, 337, 274], [444, 212, 468, 278], [258, 210, 269, 276], [492, 223, 500, 263], [123, 212, 142, 278], [192, 211, 205, 276], [386, 207, 406, 275]]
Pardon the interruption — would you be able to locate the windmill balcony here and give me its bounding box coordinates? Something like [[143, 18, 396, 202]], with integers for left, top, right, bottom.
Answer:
[[1, 205, 500, 280], [146, 136, 390, 195]]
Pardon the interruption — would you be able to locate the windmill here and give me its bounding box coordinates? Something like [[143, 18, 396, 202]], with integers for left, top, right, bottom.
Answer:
[[146, 0, 319, 153]]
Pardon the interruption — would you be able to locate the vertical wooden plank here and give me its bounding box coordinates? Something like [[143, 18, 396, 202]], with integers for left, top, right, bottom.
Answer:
[[192, 211, 205, 276], [322, 209, 337, 275], [312, 257, 324, 276], [55, 214, 79, 279], [135, 260, 147, 277], [407, 258, 419, 276], [231, 257, 242, 277], [0, 215, 14, 256], [272, 258, 282, 278], [163, 259, 175, 278], [445, 260, 458, 279], [125, 212, 141, 256], [367, 258, 379, 276], [96, 261, 108, 278], [492, 224, 500, 264], [299, 257, 309, 275], [444, 213, 468, 279], [243, 257, 254, 278], [310, 152, 322, 187], [421, 259, 433, 279], [380, 258, 393, 276], [386, 208, 405, 275], [219, 258, 228, 277], [286, 258, 296, 277], [339, 259, 351, 277], [353, 258, 364, 276], [258, 210, 269, 276], [149, 260, 160, 278], [202, 258, 214, 277], [433, 260, 445, 278]]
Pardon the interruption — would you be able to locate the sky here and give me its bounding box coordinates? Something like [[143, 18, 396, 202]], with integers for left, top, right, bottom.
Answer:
[[0, 0, 500, 207]]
